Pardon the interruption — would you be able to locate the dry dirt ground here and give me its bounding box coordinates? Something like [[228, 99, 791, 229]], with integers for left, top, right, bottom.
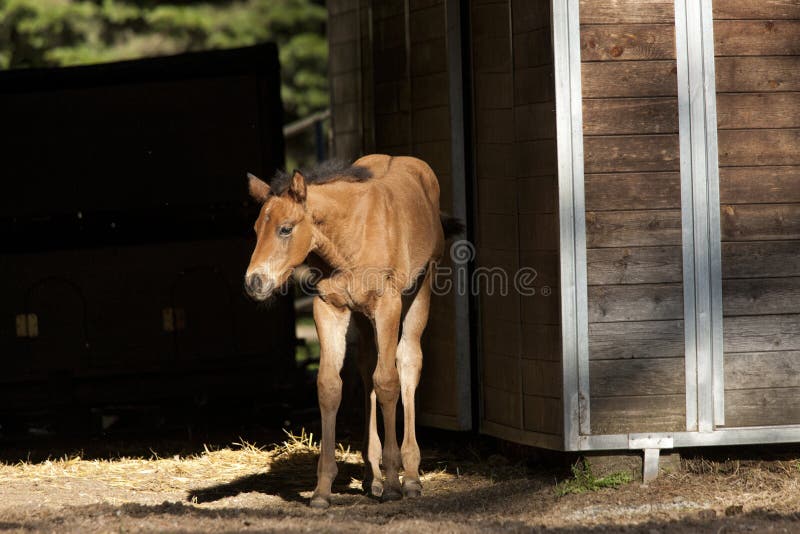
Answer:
[[0, 432, 799, 533]]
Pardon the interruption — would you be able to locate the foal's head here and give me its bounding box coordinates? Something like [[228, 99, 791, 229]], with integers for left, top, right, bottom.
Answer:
[[244, 171, 313, 301]]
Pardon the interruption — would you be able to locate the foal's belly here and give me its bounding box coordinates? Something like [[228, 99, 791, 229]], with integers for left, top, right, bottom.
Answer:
[[316, 264, 425, 316]]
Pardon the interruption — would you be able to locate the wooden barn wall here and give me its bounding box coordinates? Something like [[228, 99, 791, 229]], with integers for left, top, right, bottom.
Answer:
[[579, 0, 686, 434], [327, 0, 464, 426], [472, 0, 563, 440], [712, 2, 800, 427], [328, 0, 371, 159]]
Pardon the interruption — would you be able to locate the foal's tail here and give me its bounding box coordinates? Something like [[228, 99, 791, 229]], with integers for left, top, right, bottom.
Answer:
[[440, 213, 466, 240]]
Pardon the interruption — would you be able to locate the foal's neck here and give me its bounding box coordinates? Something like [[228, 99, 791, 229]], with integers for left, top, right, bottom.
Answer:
[[307, 185, 357, 271]]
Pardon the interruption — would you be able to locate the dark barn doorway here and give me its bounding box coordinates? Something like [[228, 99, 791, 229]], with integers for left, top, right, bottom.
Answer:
[[0, 45, 306, 444]]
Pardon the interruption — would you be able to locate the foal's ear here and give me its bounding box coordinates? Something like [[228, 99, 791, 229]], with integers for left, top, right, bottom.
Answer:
[[247, 172, 271, 203], [288, 169, 307, 204]]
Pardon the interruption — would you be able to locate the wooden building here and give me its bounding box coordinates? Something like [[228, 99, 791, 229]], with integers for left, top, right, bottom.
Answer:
[[327, 0, 800, 475]]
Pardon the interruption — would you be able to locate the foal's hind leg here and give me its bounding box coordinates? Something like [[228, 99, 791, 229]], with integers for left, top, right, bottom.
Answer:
[[397, 271, 431, 498], [310, 296, 351, 509], [354, 314, 383, 497], [372, 294, 404, 502]]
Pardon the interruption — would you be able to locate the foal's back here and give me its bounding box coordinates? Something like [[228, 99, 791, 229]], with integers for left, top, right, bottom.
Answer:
[[350, 155, 444, 279], [355, 154, 440, 208]]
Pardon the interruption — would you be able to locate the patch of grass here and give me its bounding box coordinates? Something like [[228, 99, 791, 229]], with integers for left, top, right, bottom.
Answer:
[[296, 316, 316, 327], [556, 459, 632, 496], [295, 340, 320, 364]]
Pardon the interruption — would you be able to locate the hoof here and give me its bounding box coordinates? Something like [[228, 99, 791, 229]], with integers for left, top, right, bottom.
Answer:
[[402, 480, 422, 498], [309, 494, 331, 509], [370, 480, 384, 498], [381, 487, 403, 503]]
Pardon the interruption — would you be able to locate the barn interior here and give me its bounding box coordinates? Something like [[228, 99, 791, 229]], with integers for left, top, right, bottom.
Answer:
[[0, 44, 316, 451]]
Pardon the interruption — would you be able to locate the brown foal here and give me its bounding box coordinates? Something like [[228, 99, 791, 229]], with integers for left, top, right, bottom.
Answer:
[[244, 155, 457, 508]]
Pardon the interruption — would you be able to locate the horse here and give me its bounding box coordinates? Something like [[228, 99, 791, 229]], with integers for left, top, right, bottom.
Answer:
[[244, 154, 462, 508]]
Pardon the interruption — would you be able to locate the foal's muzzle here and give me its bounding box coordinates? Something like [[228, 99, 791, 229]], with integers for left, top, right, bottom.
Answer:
[[244, 273, 275, 301]]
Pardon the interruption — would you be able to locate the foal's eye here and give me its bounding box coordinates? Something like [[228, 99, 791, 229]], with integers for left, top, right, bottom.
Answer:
[[278, 225, 293, 237]]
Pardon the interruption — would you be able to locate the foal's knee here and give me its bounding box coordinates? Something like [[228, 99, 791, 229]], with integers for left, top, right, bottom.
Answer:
[[372, 367, 399, 403], [317, 371, 343, 411], [396, 339, 422, 373]]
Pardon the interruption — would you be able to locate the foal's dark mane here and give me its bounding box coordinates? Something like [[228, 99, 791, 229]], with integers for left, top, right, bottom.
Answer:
[[270, 159, 372, 195]]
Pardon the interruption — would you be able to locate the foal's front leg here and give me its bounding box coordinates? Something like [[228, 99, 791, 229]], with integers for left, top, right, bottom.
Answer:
[[310, 296, 351, 509]]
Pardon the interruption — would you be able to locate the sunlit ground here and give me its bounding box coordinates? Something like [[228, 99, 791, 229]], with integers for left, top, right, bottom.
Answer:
[[1, 433, 800, 533]]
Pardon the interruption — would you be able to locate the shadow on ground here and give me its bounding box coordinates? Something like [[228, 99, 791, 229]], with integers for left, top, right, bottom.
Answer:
[[184, 430, 571, 506], [187, 450, 364, 504]]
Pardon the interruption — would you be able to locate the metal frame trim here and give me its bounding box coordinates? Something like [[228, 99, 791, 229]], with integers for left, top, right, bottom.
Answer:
[[673, 0, 698, 433], [445, 0, 473, 431], [552, 0, 589, 450], [569, 0, 591, 439], [577, 426, 800, 451], [674, 0, 724, 432], [687, 0, 714, 433], [700, 0, 725, 428]]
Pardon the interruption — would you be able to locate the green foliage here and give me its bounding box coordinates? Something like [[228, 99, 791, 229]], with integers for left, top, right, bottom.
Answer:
[[556, 459, 633, 496], [0, 0, 327, 121]]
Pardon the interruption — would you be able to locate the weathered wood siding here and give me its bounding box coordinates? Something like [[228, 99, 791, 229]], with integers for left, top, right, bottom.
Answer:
[[580, 1, 686, 434], [473, 0, 563, 441], [398, 0, 458, 425], [328, 0, 369, 159], [328, 0, 465, 427], [713, 2, 800, 427]]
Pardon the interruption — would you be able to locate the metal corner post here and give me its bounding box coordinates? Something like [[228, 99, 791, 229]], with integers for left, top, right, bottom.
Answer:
[[674, 0, 724, 433], [552, 0, 589, 450]]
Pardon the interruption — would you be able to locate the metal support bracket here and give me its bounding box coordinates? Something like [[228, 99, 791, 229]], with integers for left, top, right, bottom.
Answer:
[[642, 449, 661, 484], [629, 434, 674, 483]]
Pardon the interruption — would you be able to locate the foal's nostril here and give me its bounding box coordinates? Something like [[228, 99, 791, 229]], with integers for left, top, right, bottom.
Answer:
[[246, 274, 263, 295]]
